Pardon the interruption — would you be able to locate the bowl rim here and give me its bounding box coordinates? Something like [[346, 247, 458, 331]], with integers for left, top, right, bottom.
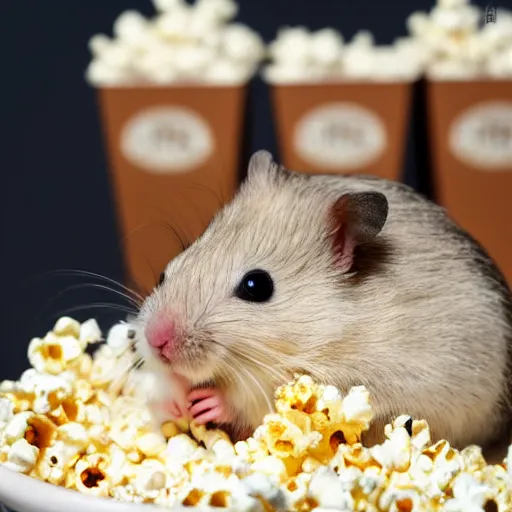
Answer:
[[0, 465, 189, 512]]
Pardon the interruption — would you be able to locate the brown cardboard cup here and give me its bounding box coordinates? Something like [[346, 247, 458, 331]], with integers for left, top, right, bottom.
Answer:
[[270, 81, 413, 180], [97, 85, 246, 293], [427, 80, 512, 284]]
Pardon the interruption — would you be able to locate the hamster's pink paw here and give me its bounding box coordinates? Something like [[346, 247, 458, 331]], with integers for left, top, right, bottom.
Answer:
[[187, 388, 233, 425], [165, 399, 186, 418], [152, 399, 186, 420]]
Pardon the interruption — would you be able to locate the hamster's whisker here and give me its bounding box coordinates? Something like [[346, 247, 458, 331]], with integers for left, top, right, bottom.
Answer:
[[226, 342, 289, 380], [48, 283, 142, 309], [227, 359, 251, 395], [128, 356, 145, 371], [42, 269, 144, 302], [186, 182, 225, 211], [50, 302, 138, 318], [229, 357, 271, 415], [231, 347, 289, 386], [154, 219, 190, 253], [194, 289, 216, 328], [242, 365, 274, 415], [202, 319, 246, 328]]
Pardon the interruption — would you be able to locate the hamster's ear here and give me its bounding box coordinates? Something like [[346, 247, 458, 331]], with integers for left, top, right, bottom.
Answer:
[[246, 150, 285, 185], [328, 192, 388, 272]]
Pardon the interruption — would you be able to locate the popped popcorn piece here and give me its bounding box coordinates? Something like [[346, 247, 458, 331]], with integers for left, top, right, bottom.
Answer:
[[86, 0, 263, 86], [443, 472, 494, 511], [131, 459, 168, 500], [254, 412, 322, 459], [242, 473, 288, 510], [339, 386, 373, 444], [251, 455, 288, 483], [378, 472, 426, 511], [28, 333, 82, 375], [75, 449, 127, 496], [370, 427, 411, 472], [106, 323, 133, 356], [79, 319, 102, 348], [308, 466, 354, 510], [221, 23, 266, 63], [0, 397, 14, 430], [53, 317, 81, 338], [35, 439, 83, 485], [166, 433, 201, 462], [135, 432, 166, 458], [3, 411, 56, 449], [4, 438, 39, 473]]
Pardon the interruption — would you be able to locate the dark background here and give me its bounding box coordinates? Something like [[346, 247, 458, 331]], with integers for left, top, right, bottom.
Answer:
[[1, 0, 509, 378]]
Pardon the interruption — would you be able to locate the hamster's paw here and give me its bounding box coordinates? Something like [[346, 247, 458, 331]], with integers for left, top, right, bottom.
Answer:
[[187, 387, 233, 425], [164, 399, 186, 418], [150, 398, 187, 421]]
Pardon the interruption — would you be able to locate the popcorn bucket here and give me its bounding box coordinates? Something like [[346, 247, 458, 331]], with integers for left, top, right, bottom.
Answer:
[[270, 81, 413, 180], [96, 85, 246, 292], [427, 79, 512, 284]]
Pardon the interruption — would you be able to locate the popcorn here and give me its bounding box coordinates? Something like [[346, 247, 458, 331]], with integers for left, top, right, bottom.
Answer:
[[106, 323, 133, 356], [112, 11, 151, 47], [131, 459, 168, 500], [4, 439, 39, 474], [36, 440, 83, 485], [86, 0, 263, 86], [135, 432, 166, 458], [443, 472, 494, 511], [406, 2, 512, 79], [53, 317, 81, 338], [0, 398, 14, 430], [28, 332, 82, 375], [264, 26, 424, 84], [308, 466, 354, 509], [370, 427, 411, 472], [74, 453, 114, 496], [221, 23, 266, 63], [79, 319, 102, 348], [253, 413, 322, 459], [2, 317, 512, 511], [266, 4, 512, 84]]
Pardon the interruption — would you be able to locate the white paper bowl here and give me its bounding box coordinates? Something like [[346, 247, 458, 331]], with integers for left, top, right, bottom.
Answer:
[[0, 465, 189, 512]]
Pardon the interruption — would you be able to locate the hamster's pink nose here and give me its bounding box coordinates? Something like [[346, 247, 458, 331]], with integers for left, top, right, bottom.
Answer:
[[145, 315, 178, 363]]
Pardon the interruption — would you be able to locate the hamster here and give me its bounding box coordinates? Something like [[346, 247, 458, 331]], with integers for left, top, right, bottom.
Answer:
[[134, 150, 512, 453]]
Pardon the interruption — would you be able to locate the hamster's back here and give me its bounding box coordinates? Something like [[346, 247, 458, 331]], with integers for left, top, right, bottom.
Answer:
[[309, 173, 512, 451]]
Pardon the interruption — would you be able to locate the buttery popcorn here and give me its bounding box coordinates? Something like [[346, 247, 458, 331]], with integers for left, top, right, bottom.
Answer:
[[406, 1, 512, 79], [2, 317, 512, 511], [86, 0, 265, 86]]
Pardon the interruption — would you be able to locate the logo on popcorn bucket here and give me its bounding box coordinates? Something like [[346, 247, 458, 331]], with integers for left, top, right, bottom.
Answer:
[[120, 106, 214, 173], [449, 101, 512, 170], [293, 103, 387, 170]]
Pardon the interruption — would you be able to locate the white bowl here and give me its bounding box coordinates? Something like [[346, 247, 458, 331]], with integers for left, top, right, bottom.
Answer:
[[0, 466, 189, 512]]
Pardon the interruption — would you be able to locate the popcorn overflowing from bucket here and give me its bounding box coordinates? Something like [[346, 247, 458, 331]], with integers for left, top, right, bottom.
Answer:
[[86, 0, 265, 86], [263, 27, 426, 83], [263, 2, 512, 83], [2, 317, 512, 510], [406, 0, 512, 79]]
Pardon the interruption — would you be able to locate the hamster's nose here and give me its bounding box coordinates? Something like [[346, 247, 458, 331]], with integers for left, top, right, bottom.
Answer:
[[145, 314, 178, 363]]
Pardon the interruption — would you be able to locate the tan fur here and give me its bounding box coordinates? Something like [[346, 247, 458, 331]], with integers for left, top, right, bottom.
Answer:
[[135, 151, 512, 450]]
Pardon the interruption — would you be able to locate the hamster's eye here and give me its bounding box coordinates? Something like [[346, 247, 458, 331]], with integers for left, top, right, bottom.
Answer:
[[235, 270, 274, 303], [158, 272, 166, 287]]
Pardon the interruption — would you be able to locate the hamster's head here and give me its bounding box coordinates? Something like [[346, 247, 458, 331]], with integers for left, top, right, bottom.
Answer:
[[135, 151, 388, 391]]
